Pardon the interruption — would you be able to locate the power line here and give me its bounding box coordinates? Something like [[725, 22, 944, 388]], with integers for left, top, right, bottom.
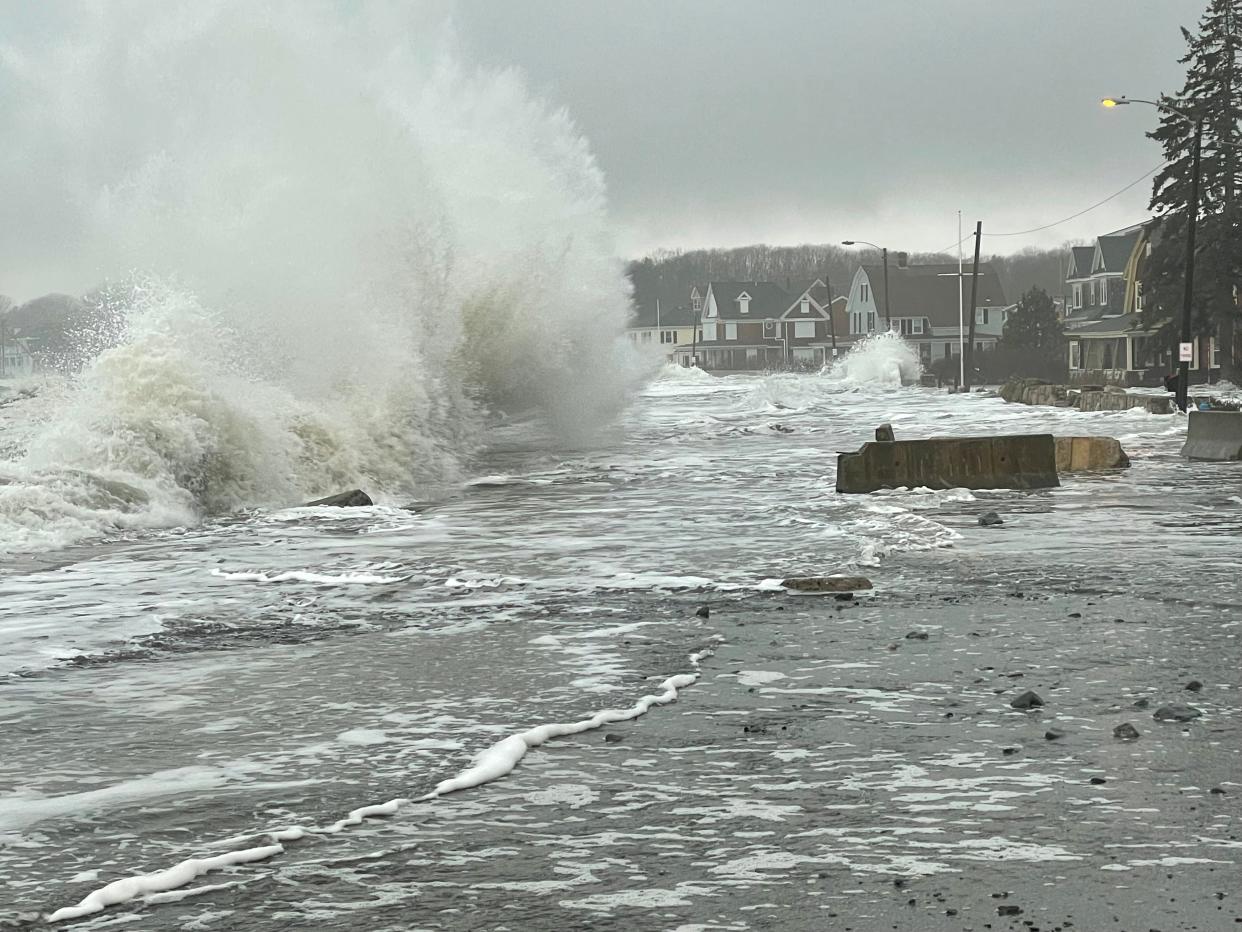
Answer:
[[935, 160, 1169, 253]]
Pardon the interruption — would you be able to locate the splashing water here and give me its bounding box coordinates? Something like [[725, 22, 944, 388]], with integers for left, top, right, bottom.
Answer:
[[0, 1, 642, 553], [825, 332, 923, 388]]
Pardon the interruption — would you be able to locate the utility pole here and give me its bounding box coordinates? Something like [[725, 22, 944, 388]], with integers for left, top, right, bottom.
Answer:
[[963, 221, 983, 391], [882, 247, 892, 330], [825, 274, 838, 357], [957, 211, 965, 385], [1177, 120, 1202, 413]]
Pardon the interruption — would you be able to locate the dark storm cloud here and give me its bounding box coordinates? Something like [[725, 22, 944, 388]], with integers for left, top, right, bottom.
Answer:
[[453, 0, 1202, 255]]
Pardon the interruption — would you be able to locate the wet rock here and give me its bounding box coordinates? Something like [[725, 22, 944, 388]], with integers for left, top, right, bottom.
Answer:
[[305, 489, 373, 507], [769, 423, 794, 433], [695, 605, 710, 619], [1113, 722, 1140, 740], [1089, 776, 1107, 785], [1132, 697, 1151, 709], [1185, 680, 1204, 692], [1068, 612, 1082, 618], [1010, 690, 1044, 710], [978, 511, 1004, 527], [904, 630, 929, 640], [1153, 704, 1202, 723], [1044, 728, 1066, 740], [1210, 787, 1226, 795], [875, 422, 896, 442], [604, 733, 624, 743], [781, 575, 873, 593], [997, 904, 1023, 916], [1001, 747, 1019, 756], [834, 592, 854, 602]]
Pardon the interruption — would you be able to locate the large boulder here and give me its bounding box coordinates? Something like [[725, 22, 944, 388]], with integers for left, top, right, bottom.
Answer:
[[305, 489, 373, 507], [781, 576, 873, 593]]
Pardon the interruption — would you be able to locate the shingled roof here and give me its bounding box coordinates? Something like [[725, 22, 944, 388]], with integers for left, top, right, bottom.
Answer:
[[861, 263, 1008, 329], [1095, 229, 1140, 274], [706, 282, 791, 320], [1067, 246, 1095, 281]]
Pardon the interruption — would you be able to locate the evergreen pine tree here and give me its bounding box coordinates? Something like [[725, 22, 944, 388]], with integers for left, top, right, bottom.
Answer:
[[1002, 286, 1065, 363], [1145, 0, 1242, 377]]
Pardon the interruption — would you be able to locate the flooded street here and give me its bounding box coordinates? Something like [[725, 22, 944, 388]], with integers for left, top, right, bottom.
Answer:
[[1, 369, 1239, 929]]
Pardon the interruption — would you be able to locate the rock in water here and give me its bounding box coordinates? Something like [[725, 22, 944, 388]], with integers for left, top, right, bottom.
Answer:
[[1010, 690, 1044, 710], [695, 605, 711, 619], [978, 512, 1004, 527], [875, 422, 896, 442], [1185, 680, 1204, 692], [1113, 722, 1140, 740], [1153, 704, 1202, 723], [781, 576, 873, 593], [306, 489, 373, 507]]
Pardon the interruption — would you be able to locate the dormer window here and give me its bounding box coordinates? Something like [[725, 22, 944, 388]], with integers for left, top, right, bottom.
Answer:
[[737, 291, 751, 315], [800, 297, 810, 314], [861, 283, 870, 303]]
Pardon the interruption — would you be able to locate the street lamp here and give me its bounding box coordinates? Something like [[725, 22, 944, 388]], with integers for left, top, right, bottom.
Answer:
[[1102, 95, 1201, 412], [842, 240, 892, 330]]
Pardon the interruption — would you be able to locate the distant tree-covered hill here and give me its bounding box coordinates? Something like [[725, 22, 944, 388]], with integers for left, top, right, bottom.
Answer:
[[627, 243, 1077, 311]]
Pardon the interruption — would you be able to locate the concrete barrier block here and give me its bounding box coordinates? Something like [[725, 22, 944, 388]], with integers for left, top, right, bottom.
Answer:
[[1054, 436, 1131, 472], [1180, 410, 1242, 461], [836, 434, 1059, 493]]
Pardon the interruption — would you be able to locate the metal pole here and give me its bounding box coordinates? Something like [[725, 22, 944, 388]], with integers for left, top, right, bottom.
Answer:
[[964, 221, 983, 391], [882, 247, 891, 329], [826, 275, 838, 354], [957, 211, 965, 385], [1177, 120, 1202, 413]]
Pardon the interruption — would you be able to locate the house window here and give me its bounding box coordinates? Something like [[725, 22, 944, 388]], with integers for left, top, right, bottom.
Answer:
[[977, 308, 989, 325], [660, 330, 678, 344], [724, 323, 738, 341], [1088, 282, 1096, 306], [640, 331, 652, 343], [861, 283, 870, 303], [1211, 337, 1220, 368], [944, 342, 953, 358], [793, 320, 815, 339], [912, 318, 924, 334], [702, 321, 717, 341], [1099, 278, 1109, 305], [737, 293, 751, 315], [866, 312, 875, 332], [800, 297, 810, 314], [691, 294, 702, 312], [1073, 284, 1082, 308], [1135, 281, 1144, 312], [1070, 342, 1081, 369]]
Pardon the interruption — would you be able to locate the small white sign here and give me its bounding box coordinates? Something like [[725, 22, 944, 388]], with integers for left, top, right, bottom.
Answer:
[[1179, 342, 1194, 362]]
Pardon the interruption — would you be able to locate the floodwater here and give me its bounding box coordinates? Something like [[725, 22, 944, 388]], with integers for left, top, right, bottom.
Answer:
[[1, 367, 1239, 930]]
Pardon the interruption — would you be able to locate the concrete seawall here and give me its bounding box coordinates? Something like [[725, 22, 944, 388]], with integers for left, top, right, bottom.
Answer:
[[1181, 410, 1242, 461], [836, 434, 1060, 493]]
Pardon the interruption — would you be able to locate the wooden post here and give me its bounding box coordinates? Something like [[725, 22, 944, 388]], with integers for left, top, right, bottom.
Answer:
[[964, 221, 983, 391]]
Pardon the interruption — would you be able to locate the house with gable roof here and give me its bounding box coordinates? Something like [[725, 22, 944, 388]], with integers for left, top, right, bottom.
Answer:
[[842, 261, 1011, 366], [694, 280, 850, 370], [1063, 224, 1142, 330]]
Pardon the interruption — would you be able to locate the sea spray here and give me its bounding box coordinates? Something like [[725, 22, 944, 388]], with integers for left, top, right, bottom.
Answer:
[[0, 1, 641, 552], [825, 331, 923, 388]]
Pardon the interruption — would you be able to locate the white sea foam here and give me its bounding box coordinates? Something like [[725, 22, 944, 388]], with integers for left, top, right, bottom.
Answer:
[[825, 331, 923, 388], [46, 643, 715, 922], [211, 569, 403, 585]]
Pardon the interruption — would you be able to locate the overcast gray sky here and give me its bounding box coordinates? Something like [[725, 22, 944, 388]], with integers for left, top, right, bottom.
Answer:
[[454, 0, 1202, 257]]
